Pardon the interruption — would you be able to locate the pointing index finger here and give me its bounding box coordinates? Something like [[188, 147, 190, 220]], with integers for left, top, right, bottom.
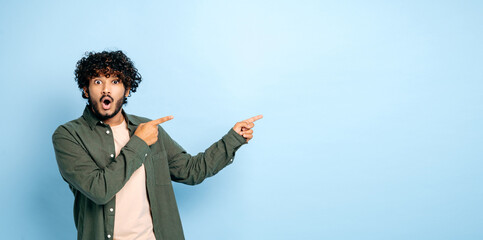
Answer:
[[243, 114, 263, 123], [150, 115, 174, 125]]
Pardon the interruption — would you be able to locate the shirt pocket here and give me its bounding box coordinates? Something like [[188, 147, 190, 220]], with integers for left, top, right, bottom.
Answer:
[[151, 151, 172, 185]]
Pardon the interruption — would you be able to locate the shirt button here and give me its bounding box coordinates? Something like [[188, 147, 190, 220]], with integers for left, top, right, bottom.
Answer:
[[107, 234, 111, 238], [110, 208, 114, 212], [110, 154, 114, 158], [145, 153, 148, 157], [106, 130, 110, 134]]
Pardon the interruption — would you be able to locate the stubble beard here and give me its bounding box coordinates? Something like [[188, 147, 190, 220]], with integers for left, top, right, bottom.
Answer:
[[88, 94, 125, 121]]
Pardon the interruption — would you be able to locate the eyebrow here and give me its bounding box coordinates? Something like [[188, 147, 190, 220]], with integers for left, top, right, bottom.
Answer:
[[92, 77, 119, 81]]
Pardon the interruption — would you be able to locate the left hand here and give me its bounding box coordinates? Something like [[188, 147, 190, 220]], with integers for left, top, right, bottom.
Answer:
[[233, 115, 263, 143]]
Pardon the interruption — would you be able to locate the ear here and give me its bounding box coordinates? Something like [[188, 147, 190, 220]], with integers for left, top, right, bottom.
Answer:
[[83, 87, 89, 97], [125, 87, 131, 97]]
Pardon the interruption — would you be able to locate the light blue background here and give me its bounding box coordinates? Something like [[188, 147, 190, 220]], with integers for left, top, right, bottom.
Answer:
[[1, 1, 482, 239]]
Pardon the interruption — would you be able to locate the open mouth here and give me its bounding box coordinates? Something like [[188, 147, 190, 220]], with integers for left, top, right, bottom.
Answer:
[[101, 96, 113, 110]]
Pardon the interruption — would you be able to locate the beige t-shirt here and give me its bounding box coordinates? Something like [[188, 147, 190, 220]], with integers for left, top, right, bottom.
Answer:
[[111, 120, 156, 240]]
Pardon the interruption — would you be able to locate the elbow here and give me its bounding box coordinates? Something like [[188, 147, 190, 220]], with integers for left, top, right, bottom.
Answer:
[[187, 178, 205, 186], [79, 178, 115, 205], [61, 169, 116, 205], [171, 174, 205, 186], [89, 195, 113, 205], [69, 182, 114, 205]]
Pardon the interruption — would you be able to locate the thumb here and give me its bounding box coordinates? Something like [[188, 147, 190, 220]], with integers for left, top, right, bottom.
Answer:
[[233, 122, 249, 134]]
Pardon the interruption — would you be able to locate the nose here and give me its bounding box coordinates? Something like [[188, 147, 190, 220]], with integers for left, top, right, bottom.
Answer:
[[102, 84, 110, 95]]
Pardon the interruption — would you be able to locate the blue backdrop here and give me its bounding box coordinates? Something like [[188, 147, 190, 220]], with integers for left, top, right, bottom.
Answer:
[[1, 1, 482, 239]]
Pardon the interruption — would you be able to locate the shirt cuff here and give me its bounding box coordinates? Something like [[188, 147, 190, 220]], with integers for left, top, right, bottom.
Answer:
[[223, 128, 247, 148]]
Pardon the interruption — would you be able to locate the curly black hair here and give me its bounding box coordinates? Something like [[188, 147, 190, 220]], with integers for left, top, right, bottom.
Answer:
[[74, 50, 142, 103]]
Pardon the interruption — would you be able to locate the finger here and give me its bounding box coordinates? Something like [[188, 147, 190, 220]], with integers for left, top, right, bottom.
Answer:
[[244, 121, 256, 129], [150, 115, 174, 125], [241, 123, 250, 131], [243, 114, 263, 123], [235, 121, 251, 135], [241, 129, 253, 134], [243, 133, 253, 140], [237, 121, 250, 128]]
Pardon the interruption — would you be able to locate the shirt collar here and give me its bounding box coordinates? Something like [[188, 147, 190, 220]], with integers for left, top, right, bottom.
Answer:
[[82, 105, 142, 130]]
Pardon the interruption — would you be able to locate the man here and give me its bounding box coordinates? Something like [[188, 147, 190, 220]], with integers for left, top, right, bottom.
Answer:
[[52, 50, 262, 240]]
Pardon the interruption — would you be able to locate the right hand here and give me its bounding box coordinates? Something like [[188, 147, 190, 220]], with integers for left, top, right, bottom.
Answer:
[[233, 115, 263, 143], [135, 116, 173, 146]]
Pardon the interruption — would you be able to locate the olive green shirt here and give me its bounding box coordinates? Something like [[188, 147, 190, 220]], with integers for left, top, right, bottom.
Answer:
[[52, 106, 246, 240]]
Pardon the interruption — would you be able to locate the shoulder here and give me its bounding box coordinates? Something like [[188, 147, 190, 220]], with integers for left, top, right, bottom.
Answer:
[[52, 116, 88, 139], [126, 113, 152, 125]]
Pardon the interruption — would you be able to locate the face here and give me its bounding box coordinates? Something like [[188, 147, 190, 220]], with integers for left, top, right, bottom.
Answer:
[[83, 74, 130, 121]]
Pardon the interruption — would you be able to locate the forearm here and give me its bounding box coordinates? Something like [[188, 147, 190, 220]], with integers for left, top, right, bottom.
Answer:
[[168, 128, 246, 185], [53, 131, 149, 205]]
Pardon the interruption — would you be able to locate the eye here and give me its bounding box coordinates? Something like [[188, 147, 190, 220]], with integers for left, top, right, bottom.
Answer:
[[94, 80, 102, 84], [112, 80, 120, 84]]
